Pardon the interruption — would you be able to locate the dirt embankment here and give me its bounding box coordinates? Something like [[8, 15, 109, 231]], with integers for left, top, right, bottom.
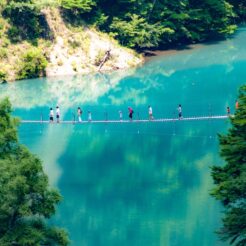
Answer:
[[42, 8, 143, 77], [0, 7, 143, 81]]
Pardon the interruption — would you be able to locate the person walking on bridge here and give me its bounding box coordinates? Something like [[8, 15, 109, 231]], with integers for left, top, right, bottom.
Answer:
[[235, 100, 239, 110], [88, 111, 92, 122], [56, 106, 60, 123], [178, 104, 182, 119], [77, 107, 82, 122], [128, 107, 134, 121], [49, 108, 54, 123], [227, 106, 231, 116], [119, 110, 123, 121], [148, 105, 153, 120]]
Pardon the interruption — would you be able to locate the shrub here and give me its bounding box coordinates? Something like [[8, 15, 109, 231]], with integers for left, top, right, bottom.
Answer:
[[0, 48, 8, 59], [7, 26, 21, 43], [17, 48, 48, 79], [1, 37, 10, 47], [68, 36, 81, 49], [0, 70, 7, 82], [94, 50, 105, 66]]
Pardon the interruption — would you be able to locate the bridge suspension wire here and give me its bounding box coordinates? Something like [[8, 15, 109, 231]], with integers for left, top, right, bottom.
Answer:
[[20, 115, 231, 124]]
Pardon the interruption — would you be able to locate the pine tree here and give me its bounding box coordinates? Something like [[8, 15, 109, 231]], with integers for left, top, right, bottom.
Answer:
[[211, 85, 246, 246]]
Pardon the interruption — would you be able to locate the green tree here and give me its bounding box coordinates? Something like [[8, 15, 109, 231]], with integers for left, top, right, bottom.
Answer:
[[211, 85, 246, 246], [0, 70, 7, 83], [18, 47, 48, 80], [0, 98, 69, 245], [3, 0, 46, 42], [71, 0, 240, 49], [227, 0, 246, 20], [61, 0, 96, 13], [110, 14, 167, 48]]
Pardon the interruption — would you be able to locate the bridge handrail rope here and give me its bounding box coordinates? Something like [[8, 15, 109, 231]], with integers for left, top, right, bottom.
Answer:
[[20, 115, 232, 124]]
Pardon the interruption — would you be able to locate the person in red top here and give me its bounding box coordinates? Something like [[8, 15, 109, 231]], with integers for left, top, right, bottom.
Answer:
[[235, 100, 239, 110], [128, 107, 134, 120]]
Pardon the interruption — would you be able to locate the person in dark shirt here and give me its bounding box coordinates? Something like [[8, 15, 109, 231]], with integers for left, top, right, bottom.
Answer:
[[128, 107, 134, 120], [227, 106, 230, 116], [77, 107, 82, 122]]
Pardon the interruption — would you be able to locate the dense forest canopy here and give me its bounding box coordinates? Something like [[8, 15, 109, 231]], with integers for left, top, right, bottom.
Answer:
[[0, 0, 245, 49]]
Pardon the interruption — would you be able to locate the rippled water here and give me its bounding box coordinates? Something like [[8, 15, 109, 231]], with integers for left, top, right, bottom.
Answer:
[[0, 27, 246, 246]]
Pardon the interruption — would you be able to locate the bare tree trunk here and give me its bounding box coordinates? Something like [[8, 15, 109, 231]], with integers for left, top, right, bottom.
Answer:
[[98, 50, 111, 71]]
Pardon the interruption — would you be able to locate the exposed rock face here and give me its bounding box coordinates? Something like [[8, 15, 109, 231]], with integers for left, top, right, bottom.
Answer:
[[0, 7, 142, 82], [42, 8, 142, 77]]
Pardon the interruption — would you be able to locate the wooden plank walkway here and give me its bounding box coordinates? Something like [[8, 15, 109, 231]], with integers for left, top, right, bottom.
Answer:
[[20, 115, 231, 124]]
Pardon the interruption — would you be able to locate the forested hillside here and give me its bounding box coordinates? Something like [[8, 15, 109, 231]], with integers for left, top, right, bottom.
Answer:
[[62, 0, 245, 49], [0, 0, 245, 81]]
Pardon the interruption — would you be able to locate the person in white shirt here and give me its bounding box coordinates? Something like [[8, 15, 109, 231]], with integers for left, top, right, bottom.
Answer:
[[49, 108, 54, 123], [178, 104, 182, 119], [148, 105, 153, 120], [88, 111, 92, 121], [119, 110, 123, 121], [56, 106, 60, 123]]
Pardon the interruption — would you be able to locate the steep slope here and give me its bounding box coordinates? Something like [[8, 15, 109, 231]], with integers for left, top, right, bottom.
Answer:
[[0, 7, 142, 82], [43, 8, 142, 77]]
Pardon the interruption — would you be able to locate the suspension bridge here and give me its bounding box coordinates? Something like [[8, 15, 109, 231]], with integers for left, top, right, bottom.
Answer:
[[20, 115, 231, 124]]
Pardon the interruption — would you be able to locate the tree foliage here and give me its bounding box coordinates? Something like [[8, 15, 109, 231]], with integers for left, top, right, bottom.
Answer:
[[227, 0, 246, 20], [60, 0, 243, 49], [61, 0, 96, 13], [3, 0, 48, 41], [17, 47, 48, 80], [0, 70, 7, 83], [1, 0, 245, 48], [110, 14, 167, 48], [211, 85, 246, 246], [0, 98, 69, 245]]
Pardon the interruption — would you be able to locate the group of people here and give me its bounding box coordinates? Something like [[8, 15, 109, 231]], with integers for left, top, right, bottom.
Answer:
[[49, 106, 89, 123], [49, 105, 179, 122], [49, 101, 239, 123], [127, 105, 154, 120], [49, 106, 60, 123]]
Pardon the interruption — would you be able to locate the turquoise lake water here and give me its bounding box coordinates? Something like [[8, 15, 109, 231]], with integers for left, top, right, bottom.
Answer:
[[0, 27, 246, 245]]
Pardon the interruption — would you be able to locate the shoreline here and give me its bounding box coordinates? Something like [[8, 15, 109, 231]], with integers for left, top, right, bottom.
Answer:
[[0, 42, 212, 84], [142, 43, 205, 62], [0, 35, 236, 83]]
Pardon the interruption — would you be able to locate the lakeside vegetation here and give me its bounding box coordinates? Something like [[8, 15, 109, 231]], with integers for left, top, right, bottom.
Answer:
[[211, 85, 246, 246], [0, 98, 69, 245], [61, 0, 245, 49], [0, 0, 245, 81]]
